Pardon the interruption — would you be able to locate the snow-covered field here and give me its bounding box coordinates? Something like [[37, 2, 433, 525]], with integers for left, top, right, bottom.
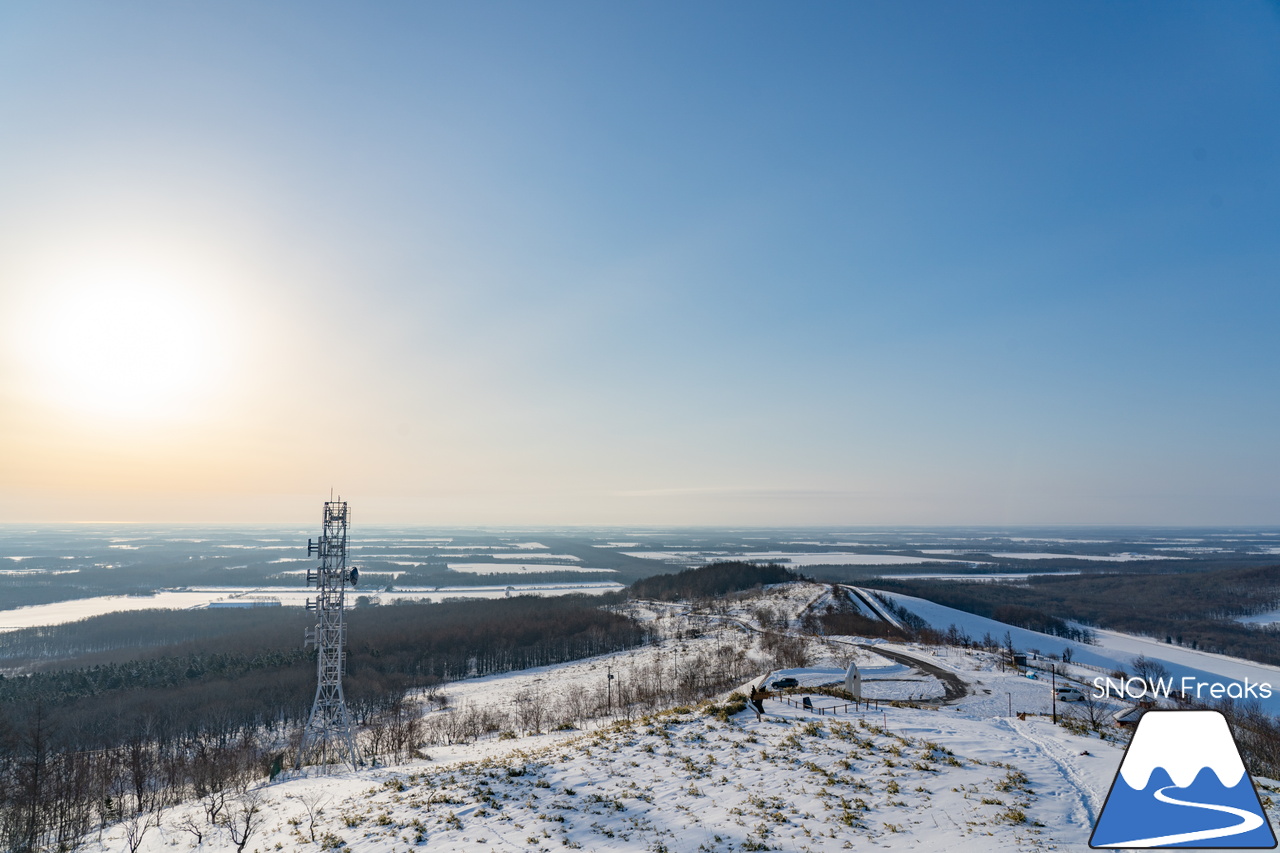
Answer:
[[86, 700, 1129, 853], [920, 550, 1186, 562], [740, 552, 987, 567], [877, 571, 1081, 581], [491, 553, 583, 561], [446, 563, 614, 575], [70, 579, 1280, 852], [987, 552, 1184, 561], [782, 541, 878, 547], [1238, 608, 1280, 626], [364, 543, 549, 551], [0, 582, 624, 631], [622, 551, 985, 567]]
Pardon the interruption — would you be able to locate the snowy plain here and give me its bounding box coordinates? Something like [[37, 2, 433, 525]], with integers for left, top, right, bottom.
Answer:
[[917, 550, 1185, 562], [446, 564, 615, 575], [621, 551, 985, 567], [1238, 608, 1280, 626]]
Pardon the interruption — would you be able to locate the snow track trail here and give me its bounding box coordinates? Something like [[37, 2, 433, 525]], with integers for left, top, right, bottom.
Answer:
[[1002, 717, 1104, 831]]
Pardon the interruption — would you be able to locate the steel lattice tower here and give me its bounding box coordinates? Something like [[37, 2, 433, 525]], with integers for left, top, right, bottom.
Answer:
[[296, 499, 359, 771]]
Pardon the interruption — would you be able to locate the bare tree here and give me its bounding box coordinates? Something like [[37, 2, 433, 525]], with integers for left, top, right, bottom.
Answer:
[[201, 786, 229, 827], [513, 688, 546, 735], [225, 789, 266, 853], [1065, 691, 1112, 733], [291, 790, 329, 844], [120, 809, 158, 853], [1131, 656, 1171, 695], [177, 811, 206, 845], [762, 631, 809, 669]]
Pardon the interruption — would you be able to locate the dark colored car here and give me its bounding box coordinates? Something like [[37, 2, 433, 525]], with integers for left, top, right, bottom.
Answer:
[[770, 677, 799, 690]]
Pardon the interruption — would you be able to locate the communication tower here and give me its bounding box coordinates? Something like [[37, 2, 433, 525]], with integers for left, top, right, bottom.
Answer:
[[296, 499, 360, 771]]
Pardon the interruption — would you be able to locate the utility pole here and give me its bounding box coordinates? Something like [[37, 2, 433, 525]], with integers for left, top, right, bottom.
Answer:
[[296, 499, 359, 771], [607, 665, 614, 715], [1052, 667, 1058, 724]]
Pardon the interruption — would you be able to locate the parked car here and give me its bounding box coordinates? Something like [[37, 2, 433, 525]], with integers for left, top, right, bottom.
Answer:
[[770, 677, 799, 690], [1055, 687, 1085, 702]]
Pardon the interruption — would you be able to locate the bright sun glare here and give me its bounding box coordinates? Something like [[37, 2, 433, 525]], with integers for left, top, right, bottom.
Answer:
[[20, 271, 225, 421]]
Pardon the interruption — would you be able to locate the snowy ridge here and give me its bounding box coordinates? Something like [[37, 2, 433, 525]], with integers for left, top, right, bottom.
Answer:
[[1119, 711, 1246, 790], [84, 695, 1128, 853]]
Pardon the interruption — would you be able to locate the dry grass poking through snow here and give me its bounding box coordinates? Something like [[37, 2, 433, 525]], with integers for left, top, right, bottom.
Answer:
[[298, 707, 1052, 853]]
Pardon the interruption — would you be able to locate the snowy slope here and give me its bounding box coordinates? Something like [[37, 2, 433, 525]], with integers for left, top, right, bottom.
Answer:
[[876, 589, 1280, 715], [84, 698, 1129, 853]]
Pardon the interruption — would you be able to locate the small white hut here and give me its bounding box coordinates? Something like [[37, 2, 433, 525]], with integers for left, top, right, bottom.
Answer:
[[844, 662, 862, 700]]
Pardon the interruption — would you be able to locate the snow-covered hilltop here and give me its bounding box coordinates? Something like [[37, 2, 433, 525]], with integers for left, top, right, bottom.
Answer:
[[85, 695, 1118, 852], [78, 579, 1280, 852]]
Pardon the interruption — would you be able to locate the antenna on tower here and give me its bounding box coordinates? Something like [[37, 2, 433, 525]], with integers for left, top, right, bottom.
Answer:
[[296, 498, 359, 771]]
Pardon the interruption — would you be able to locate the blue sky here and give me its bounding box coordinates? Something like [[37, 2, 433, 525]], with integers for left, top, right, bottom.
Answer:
[[0, 2, 1278, 524]]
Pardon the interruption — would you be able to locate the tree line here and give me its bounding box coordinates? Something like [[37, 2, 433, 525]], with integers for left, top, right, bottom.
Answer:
[[627, 561, 797, 602]]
